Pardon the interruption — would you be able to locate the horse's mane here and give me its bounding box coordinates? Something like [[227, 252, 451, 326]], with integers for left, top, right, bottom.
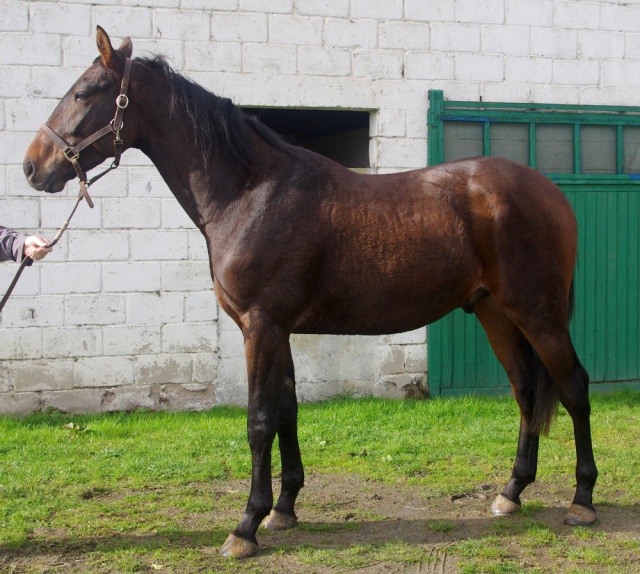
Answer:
[[136, 56, 290, 171]]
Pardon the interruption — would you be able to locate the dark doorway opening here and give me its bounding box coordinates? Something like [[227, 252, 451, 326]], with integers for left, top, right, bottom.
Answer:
[[242, 108, 370, 169]]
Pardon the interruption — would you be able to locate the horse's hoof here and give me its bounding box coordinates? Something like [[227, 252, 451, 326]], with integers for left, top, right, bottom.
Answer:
[[491, 494, 521, 516], [263, 509, 298, 531], [219, 533, 259, 558], [564, 503, 597, 526]]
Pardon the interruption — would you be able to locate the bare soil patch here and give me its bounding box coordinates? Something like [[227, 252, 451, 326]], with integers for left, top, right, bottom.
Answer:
[[1, 473, 639, 573]]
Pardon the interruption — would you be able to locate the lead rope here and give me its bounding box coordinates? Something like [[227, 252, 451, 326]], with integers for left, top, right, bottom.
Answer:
[[0, 191, 86, 313]]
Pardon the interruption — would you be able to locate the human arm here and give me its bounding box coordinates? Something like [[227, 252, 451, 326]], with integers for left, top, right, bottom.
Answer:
[[0, 226, 52, 262]]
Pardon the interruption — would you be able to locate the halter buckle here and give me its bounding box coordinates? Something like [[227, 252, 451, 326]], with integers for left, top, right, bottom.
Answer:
[[63, 147, 79, 162]]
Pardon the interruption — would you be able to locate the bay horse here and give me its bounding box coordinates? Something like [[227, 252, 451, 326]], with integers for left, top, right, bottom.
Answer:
[[23, 27, 597, 557]]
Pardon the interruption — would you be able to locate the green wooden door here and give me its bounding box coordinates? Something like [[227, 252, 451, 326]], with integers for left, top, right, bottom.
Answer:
[[427, 91, 640, 396]]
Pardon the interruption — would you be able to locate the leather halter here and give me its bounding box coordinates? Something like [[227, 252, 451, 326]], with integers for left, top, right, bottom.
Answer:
[[40, 57, 134, 209]]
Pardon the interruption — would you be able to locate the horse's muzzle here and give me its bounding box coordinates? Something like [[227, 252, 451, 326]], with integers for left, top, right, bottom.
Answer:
[[23, 157, 67, 194]]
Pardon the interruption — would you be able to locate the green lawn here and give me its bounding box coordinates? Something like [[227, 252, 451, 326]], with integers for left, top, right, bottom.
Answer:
[[0, 392, 638, 572]]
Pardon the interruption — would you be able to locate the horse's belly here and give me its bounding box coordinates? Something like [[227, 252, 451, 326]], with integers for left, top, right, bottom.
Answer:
[[294, 278, 471, 336]]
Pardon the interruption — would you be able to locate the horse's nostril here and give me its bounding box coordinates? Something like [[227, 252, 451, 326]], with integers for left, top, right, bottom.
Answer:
[[23, 159, 35, 180]]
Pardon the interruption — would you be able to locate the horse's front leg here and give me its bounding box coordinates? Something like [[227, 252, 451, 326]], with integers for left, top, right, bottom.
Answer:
[[220, 320, 288, 558], [263, 342, 304, 530]]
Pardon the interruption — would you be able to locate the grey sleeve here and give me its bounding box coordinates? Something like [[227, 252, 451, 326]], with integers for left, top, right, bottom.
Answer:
[[0, 226, 28, 263]]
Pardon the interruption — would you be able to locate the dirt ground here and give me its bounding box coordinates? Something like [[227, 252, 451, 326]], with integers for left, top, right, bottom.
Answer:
[[2, 473, 639, 573], [250, 474, 640, 572]]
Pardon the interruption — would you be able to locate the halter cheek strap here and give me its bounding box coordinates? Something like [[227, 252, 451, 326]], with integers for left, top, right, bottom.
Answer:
[[40, 56, 134, 209]]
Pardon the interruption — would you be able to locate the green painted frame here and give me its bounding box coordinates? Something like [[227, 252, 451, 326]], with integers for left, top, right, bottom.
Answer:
[[427, 90, 640, 397]]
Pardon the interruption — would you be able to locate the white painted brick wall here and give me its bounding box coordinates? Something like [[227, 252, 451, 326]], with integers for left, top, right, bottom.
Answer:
[[601, 3, 640, 33], [481, 25, 530, 56], [298, 0, 349, 18], [186, 42, 242, 72], [92, 7, 153, 38], [1, 0, 640, 414], [154, 10, 210, 41], [554, 1, 600, 31], [243, 43, 297, 75], [40, 263, 102, 294], [352, 49, 403, 80], [324, 18, 377, 48], [405, 52, 455, 80], [212, 13, 267, 43], [626, 34, 640, 60], [456, 54, 504, 82], [43, 327, 102, 358], [30, 4, 92, 36], [505, 56, 551, 85], [553, 59, 600, 86], [351, 0, 403, 20], [506, 0, 553, 27], [531, 27, 578, 58], [0, 2, 29, 31], [580, 30, 624, 60], [431, 23, 481, 53], [103, 325, 161, 356], [269, 14, 323, 46], [298, 45, 351, 76], [456, 0, 504, 25]]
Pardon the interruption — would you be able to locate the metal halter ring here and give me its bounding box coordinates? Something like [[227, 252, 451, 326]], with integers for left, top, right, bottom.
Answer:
[[110, 118, 124, 132], [116, 94, 129, 109]]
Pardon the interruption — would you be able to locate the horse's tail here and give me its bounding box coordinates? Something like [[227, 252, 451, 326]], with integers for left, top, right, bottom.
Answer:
[[529, 347, 558, 436], [567, 277, 575, 323], [530, 279, 575, 436]]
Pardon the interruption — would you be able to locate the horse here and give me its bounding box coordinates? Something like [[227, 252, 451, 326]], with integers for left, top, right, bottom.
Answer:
[[23, 27, 598, 558]]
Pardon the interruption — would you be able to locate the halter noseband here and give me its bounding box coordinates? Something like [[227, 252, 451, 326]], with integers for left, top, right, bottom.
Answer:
[[40, 57, 133, 209]]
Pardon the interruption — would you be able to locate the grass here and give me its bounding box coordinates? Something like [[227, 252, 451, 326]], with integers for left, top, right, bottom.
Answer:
[[0, 392, 638, 572], [291, 540, 431, 569]]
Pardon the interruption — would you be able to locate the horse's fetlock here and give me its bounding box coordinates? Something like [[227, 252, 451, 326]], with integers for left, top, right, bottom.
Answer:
[[280, 469, 304, 490], [247, 500, 273, 522]]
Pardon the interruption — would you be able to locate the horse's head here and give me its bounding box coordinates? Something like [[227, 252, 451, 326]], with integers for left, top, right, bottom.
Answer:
[[24, 27, 134, 194]]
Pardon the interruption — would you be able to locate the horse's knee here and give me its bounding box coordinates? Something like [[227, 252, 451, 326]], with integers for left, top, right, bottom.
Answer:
[[247, 421, 277, 451]]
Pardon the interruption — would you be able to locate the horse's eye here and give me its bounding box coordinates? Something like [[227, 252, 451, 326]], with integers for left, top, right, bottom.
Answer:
[[74, 91, 89, 102]]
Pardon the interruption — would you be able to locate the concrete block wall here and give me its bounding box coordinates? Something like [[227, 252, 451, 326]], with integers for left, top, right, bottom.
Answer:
[[1, 0, 639, 414]]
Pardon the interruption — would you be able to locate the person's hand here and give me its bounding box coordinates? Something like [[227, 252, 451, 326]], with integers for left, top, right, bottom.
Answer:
[[24, 236, 52, 261]]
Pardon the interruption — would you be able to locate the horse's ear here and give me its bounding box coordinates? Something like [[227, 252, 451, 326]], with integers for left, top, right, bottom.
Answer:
[[118, 37, 133, 59], [96, 26, 130, 69], [96, 26, 116, 68]]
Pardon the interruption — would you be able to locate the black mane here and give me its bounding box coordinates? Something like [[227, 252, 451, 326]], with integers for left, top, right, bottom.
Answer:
[[137, 56, 289, 171]]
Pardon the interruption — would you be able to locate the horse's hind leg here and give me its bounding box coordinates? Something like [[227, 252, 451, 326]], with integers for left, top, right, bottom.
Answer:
[[473, 297, 544, 515], [516, 325, 597, 525], [263, 343, 304, 530]]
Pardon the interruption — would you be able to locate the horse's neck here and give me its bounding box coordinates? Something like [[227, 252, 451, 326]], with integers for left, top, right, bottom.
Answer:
[[132, 66, 285, 232], [137, 113, 251, 230]]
